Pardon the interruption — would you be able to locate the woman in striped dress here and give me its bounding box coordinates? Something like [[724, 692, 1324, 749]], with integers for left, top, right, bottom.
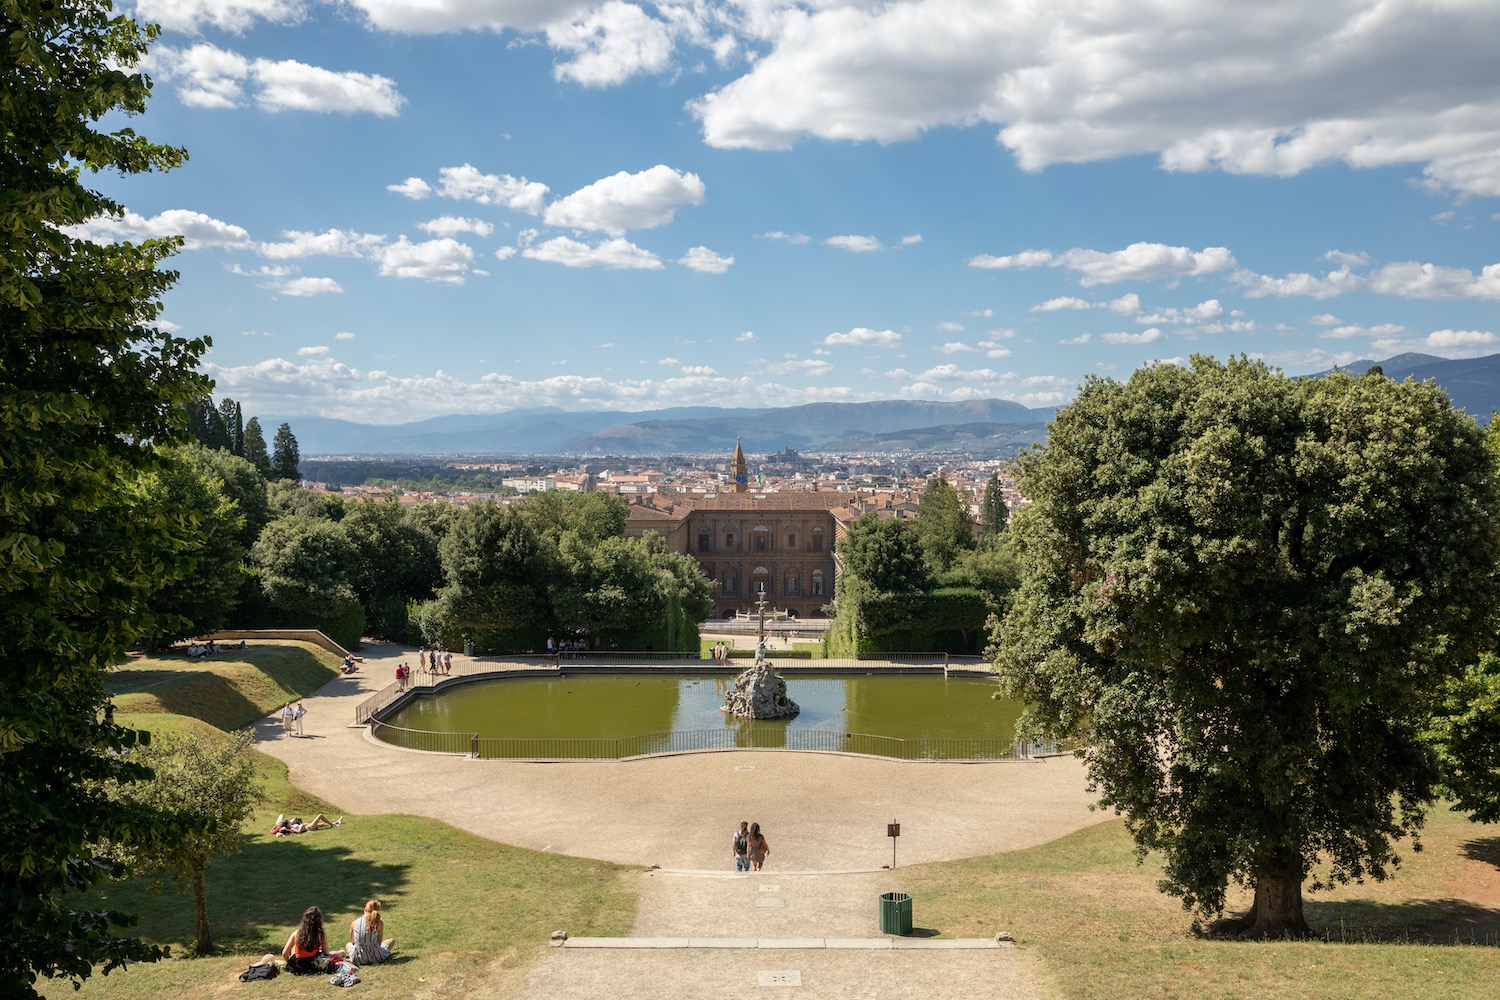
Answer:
[[348, 899, 395, 964]]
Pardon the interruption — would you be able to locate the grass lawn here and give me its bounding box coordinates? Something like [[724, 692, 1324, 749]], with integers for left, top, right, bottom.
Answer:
[[41, 717, 638, 1000], [106, 642, 342, 731], [902, 806, 1500, 1000], [39, 647, 640, 999]]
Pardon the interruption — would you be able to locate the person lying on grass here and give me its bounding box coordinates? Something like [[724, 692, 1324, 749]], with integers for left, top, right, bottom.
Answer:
[[270, 812, 341, 836]]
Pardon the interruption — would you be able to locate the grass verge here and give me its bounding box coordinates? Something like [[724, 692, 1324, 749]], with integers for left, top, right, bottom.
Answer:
[[107, 642, 342, 731], [901, 807, 1500, 1000]]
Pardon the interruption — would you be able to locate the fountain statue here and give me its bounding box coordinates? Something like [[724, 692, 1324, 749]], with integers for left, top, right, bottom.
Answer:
[[722, 592, 800, 720]]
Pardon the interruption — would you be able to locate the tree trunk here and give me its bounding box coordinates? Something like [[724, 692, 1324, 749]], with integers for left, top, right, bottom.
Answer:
[[1228, 871, 1312, 939], [193, 867, 213, 956]]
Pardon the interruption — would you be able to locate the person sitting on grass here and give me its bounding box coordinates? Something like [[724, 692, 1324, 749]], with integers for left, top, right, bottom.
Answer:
[[348, 899, 396, 964], [276, 906, 346, 975]]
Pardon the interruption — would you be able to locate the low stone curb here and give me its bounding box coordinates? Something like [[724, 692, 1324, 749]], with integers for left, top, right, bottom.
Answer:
[[561, 937, 1011, 950]]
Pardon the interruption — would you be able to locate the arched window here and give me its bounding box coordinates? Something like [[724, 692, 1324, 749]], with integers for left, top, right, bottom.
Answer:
[[698, 530, 710, 552], [785, 573, 799, 595], [753, 524, 770, 551], [812, 570, 825, 596], [753, 565, 770, 594], [787, 532, 797, 549], [812, 527, 824, 552]]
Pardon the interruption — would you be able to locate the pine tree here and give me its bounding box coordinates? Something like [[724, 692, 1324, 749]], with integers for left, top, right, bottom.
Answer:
[[271, 422, 301, 482], [981, 471, 1008, 536], [243, 416, 273, 479]]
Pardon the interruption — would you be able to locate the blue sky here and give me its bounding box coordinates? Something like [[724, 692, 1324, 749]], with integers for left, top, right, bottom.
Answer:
[[84, 0, 1500, 425]]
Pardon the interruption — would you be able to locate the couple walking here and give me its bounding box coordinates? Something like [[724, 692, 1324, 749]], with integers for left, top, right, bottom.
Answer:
[[732, 821, 769, 872]]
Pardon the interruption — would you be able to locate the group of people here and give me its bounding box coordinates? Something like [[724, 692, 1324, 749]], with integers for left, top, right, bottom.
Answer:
[[545, 636, 591, 656], [279, 701, 307, 736], [731, 821, 770, 871], [252, 901, 395, 983], [270, 812, 341, 836], [416, 646, 453, 676], [709, 641, 733, 664], [186, 638, 246, 657]]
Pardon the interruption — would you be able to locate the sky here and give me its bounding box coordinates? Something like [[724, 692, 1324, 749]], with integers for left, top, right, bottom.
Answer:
[[81, 0, 1500, 425]]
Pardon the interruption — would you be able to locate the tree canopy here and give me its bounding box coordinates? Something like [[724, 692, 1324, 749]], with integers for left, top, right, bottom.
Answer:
[[1, 1, 209, 991], [997, 357, 1500, 938], [271, 422, 301, 482]]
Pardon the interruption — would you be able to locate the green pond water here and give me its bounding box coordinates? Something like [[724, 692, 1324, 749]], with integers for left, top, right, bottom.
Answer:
[[381, 672, 1024, 744]]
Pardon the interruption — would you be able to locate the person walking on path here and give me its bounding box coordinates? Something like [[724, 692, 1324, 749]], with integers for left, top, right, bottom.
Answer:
[[732, 821, 750, 872], [293, 702, 306, 737], [747, 822, 770, 871]]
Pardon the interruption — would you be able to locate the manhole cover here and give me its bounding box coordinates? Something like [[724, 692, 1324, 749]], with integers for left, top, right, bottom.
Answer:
[[758, 970, 802, 987]]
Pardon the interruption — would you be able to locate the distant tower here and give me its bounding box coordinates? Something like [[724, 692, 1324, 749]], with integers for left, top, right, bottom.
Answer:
[[732, 439, 748, 493]]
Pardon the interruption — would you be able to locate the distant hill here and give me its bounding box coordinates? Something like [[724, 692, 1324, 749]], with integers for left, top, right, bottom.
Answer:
[[271, 398, 1056, 456], [1310, 352, 1500, 421]]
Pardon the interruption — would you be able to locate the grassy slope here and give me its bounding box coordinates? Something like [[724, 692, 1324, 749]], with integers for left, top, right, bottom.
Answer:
[[902, 808, 1500, 1000], [40, 648, 638, 1000]]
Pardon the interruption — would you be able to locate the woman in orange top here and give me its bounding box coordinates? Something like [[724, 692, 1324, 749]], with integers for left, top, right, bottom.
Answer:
[[280, 906, 343, 975]]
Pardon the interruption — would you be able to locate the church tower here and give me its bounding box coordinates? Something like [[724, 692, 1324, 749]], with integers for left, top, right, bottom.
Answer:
[[731, 439, 748, 493]]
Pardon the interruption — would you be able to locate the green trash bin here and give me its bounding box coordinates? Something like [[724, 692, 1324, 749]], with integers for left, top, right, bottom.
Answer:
[[879, 892, 912, 935], [464, 639, 474, 656]]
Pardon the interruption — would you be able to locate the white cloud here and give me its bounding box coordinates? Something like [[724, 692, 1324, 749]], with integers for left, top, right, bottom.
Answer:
[[376, 236, 475, 283], [1370, 328, 1499, 358], [1101, 328, 1165, 345], [68, 208, 253, 249], [760, 358, 835, 377], [1235, 264, 1364, 299], [548, 1, 674, 87], [933, 342, 976, 354], [259, 228, 386, 259], [388, 177, 433, 199], [297, 345, 331, 355], [437, 164, 550, 214], [335, 331, 357, 340], [543, 165, 705, 234], [657, 356, 680, 366], [915, 364, 1000, 382], [972, 243, 1235, 286], [134, 0, 304, 33], [1109, 293, 1142, 315], [1061, 333, 1092, 345], [280, 277, 343, 297], [678, 246, 735, 274], [418, 216, 495, 238], [735, 331, 758, 342], [151, 44, 403, 114], [824, 327, 903, 348], [1320, 323, 1404, 340], [344, 0, 582, 34], [1368, 261, 1500, 300], [1137, 300, 1224, 324], [521, 236, 664, 269], [494, 247, 518, 262], [901, 234, 924, 245], [680, 365, 719, 376], [825, 235, 882, 253], [689, 1, 1500, 197], [760, 231, 811, 244], [1032, 296, 1093, 312], [936, 321, 965, 332]]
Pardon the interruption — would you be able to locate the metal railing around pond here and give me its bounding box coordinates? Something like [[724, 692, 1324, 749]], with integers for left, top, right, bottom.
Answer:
[[369, 720, 1055, 762]]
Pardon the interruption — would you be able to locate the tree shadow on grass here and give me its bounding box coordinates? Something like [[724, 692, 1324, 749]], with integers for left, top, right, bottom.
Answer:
[[99, 833, 410, 958], [1461, 837, 1500, 871], [1304, 898, 1500, 946]]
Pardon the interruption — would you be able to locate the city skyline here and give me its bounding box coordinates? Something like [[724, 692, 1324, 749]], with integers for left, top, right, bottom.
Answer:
[[84, 0, 1500, 424]]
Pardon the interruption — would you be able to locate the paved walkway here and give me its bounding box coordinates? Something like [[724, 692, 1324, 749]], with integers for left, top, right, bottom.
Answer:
[[257, 639, 1102, 999]]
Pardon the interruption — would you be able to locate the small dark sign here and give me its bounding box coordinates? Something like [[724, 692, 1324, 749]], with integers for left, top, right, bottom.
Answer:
[[887, 822, 900, 838]]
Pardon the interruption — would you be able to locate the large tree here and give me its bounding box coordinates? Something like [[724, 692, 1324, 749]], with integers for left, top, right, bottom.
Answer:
[[0, 1, 210, 992], [242, 416, 273, 479], [914, 474, 974, 574], [997, 357, 1500, 938]]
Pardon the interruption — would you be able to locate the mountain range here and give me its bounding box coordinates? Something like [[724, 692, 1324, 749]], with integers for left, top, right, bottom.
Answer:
[[273, 353, 1500, 457]]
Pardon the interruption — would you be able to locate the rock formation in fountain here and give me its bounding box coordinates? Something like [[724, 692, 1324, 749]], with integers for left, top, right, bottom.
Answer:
[[722, 659, 800, 720]]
